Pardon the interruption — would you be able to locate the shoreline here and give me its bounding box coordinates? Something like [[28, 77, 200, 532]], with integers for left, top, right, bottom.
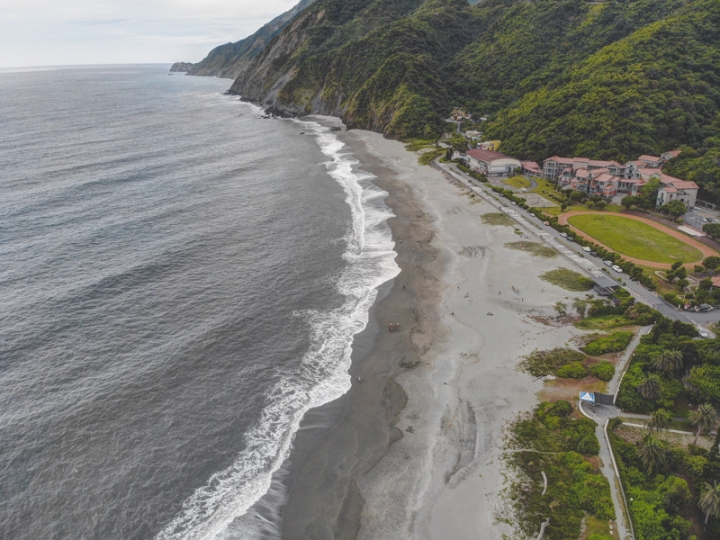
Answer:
[[251, 117, 591, 538]]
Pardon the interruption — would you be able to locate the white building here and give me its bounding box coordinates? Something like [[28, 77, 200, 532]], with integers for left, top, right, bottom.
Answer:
[[466, 149, 521, 177]]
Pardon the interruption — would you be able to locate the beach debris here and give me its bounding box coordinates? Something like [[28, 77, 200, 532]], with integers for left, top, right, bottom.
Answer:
[[464, 293, 469, 298], [405, 426, 414, 433], [450, 311, 454, 315], [389, 322, 401, 332], [487, 312, 493, 316], [356, 376, 362, 383]]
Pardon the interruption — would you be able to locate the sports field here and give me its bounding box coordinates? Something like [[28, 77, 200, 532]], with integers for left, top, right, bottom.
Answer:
[[567, 214, 704, 264]]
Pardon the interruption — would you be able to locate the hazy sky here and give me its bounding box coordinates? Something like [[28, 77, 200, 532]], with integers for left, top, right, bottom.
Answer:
[[0, 0, 301, 68]]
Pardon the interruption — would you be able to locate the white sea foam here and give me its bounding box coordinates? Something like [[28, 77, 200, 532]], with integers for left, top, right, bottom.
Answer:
[[156, 117, 400, 540]]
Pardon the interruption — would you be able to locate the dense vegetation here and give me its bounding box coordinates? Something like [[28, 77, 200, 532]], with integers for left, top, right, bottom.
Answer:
[[202, 0, 720, 199], [501, 401, 614, 539]]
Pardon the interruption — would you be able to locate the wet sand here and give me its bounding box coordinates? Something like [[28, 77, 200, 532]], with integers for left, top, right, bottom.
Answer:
[[277, 118, 587, 539]]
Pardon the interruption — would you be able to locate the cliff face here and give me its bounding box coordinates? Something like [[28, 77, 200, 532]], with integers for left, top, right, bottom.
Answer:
[[187, 0, 318, 78], [170, 62, 194, 72]]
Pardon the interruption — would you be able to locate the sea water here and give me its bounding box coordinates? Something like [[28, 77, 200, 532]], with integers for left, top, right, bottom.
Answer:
[[0, 64, 399, 539]]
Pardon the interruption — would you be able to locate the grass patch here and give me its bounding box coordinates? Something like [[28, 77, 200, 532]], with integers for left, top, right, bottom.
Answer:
[[574, 314, 634, 330], [540, 268, 595, 291], [582, 331, 634, 356], [418, 148, 445, 165], [502, 175, 532, 189], [520, 348, 586, 377], [404, 139, 435, 152], [480, 212, 514, 226], [505, 241, 557, 258], [567, 214, 704, 264]]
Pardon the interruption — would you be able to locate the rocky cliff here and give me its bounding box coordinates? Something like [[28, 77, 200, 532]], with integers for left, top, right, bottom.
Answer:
[[169, 62, 194, 72]]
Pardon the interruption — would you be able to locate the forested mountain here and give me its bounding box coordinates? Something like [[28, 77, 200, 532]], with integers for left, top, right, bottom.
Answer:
[[198, 0, 720, 199]]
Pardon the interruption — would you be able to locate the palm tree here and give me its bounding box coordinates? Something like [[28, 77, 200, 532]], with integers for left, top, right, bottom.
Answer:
[[554, 301, 567, 317], [646, 408, 673, 433], [636, 435, 669, 474], [689, 403, 717, 444], [699, 481, 720, 525], [651, 349, 683, 374], [637, 373, 662, 400]]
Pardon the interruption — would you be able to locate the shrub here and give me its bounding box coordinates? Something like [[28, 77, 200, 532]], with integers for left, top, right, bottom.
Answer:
[[583, 331, 634, 355], [519, 348, 586, 377], [557, 361, 589, 379], [590, 361, 616, 381]]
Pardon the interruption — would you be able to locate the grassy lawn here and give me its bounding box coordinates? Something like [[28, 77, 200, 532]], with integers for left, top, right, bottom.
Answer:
[[528, 177, 556, 193], [503, 175, 532, 189], [567, 214, 704, 264], [544, 204, 586, 216]]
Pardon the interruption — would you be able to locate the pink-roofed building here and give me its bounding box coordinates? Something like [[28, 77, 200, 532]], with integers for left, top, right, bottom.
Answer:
[[543, 149, 696, 206], [638, 155, 663, 168], [661, 149, 682, 161], [654, 172, 699, 208], [521, 161, 543, 178]]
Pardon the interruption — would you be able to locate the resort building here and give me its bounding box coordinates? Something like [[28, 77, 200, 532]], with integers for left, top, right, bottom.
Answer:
[[543, 150, 698, 208], [521, 161, 543, 178], [467, 149, 522, 177]]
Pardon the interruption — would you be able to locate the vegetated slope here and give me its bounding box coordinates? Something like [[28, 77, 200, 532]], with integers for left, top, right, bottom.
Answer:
[[228, 0, 482, 138], [486, 0, 720, 163], [187, 0, 318, 77]]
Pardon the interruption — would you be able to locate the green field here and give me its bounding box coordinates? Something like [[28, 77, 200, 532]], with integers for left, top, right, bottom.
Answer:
[[502, 175, 532, 189], [567, 214, 703, 263]]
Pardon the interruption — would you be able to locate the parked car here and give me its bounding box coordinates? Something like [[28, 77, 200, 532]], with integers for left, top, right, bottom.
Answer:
[[560, 232, 568, 237], [567, 237, 575, 242], [612, 265, 623, 273], [590, 251, 598, 256], [699, 304, 714, 312], [603, 260, 613, 266], [582, 246, 592, 252]]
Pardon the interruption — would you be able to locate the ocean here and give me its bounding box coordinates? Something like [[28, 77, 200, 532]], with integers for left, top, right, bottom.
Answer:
[[0, 64, 399, 539]]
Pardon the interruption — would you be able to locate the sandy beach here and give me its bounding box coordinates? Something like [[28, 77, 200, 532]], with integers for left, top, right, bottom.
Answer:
[[277, 118, 591, 539]]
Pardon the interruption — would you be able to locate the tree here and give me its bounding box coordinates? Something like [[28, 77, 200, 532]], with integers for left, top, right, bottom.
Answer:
[[699, 481, 720, 525], [694, 265, 705, 275], [651, 349, 683, 374], [621, 195, 643, 209], [700, 277, 713, 291], [554, 301, 568, 316], [704, 256, 720, 271], [646, 408, 673, 433], [640, 178, 661, 209], [659, 200, 688, 219], [689, 403, 717, 444], [677, 278, 689, 288], [703, 223, 720, 240], [637, 373, 662, 400], [636, 435, 669, 473], [671, 261, 684, 271], [675, 266, 687, 279]]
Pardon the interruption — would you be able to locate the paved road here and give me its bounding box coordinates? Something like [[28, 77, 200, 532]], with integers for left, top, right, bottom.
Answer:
[[435, 161, 720, 331]]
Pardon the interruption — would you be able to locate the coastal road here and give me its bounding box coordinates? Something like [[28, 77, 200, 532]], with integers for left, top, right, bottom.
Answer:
[[434, 160, 720, 331]]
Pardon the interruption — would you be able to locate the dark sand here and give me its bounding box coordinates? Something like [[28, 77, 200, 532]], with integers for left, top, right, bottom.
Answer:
[[276, 120, 448, 539]]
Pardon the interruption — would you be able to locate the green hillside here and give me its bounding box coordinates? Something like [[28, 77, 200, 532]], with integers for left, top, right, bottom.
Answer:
[[206, 0, 720, 198]]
